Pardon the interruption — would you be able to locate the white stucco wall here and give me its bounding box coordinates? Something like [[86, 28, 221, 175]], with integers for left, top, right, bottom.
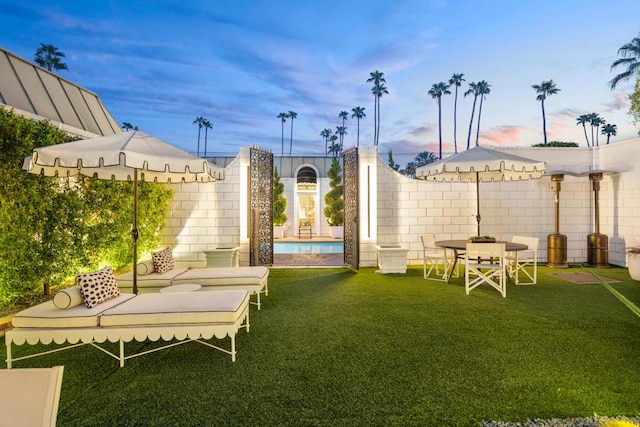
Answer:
[[160, 139, 640, 269]]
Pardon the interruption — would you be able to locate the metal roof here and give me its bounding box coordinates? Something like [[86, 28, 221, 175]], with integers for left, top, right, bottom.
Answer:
[[0, 46, 121, 138]]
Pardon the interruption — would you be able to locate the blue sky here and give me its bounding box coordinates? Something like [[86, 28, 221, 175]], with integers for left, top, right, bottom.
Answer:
[[1, 1, 639, 166]]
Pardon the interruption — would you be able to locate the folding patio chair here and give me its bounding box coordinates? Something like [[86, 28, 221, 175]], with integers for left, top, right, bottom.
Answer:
[[421, 234, 457, 281], [506, 235, 539, 285], [0, 365, 64, 426], [464, 242, 507, 298]]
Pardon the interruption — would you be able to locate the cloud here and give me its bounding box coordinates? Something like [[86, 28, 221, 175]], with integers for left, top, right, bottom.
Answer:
[[480, 126, 526, 146]]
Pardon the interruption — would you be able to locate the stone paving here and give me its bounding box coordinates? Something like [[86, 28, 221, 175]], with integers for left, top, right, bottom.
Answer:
[[273, 253, 343, 267]]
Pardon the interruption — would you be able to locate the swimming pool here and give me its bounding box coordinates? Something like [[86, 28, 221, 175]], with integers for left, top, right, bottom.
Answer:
[[274, 241, 343, 254]]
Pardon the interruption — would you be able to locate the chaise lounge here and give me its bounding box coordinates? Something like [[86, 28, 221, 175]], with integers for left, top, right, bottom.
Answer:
[[6, 281, 251, 368]]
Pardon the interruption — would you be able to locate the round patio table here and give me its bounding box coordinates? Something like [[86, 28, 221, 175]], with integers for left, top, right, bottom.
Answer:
[[435, 240, 528, 283]]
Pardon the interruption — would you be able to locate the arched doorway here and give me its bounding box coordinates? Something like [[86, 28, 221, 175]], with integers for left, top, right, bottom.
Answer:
[[294, 165, 320, 238]]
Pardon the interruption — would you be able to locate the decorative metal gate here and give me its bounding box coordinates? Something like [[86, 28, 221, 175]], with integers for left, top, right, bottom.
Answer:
[[249, 147, 273, 266], [343, 147, 359, 269]]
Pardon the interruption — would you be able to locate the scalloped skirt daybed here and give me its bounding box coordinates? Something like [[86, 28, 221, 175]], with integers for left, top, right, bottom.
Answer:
[[6, 290, 250, 368]]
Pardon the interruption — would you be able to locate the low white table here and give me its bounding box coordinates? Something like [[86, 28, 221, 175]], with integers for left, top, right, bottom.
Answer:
[[160, 283, 201, 293]]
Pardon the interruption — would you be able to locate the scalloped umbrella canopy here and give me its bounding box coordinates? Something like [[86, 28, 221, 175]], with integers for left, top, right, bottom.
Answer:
[[416, 146, 546, 236], [23, 130, 225, 293]]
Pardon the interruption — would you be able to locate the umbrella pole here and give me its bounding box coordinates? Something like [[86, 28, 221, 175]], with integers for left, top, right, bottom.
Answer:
[[132, 170, 139, 294], [476, 172, 481, 236]]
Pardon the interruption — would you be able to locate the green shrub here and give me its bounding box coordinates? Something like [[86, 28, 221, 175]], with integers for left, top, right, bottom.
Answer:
[[323, 157, 344, 226], [273, 167, 287, 226], [0, 109, 172, 306], [532, 141, 579, 147]]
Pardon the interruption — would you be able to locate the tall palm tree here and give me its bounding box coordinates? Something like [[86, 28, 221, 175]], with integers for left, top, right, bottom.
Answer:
[[587, 112, 599, 147], [576, 114, 591, 147], [464, 81, 480, 150], [367, 71, 387, 146], [532, 80, 561, 145], [351, 106, 366, 147], [34, 43, 68, 71], [448, 73, 465, 154], [336, 126, 347, 149], [277, 113, 288, 157], [328, 134, 340, 157], [320, 128, 332, 156], [192, 116, 206, 156], [121, 122, 134, 131], [338, 111, 348, 147], [428, 82, 452, 159], [601, 123, 617, 144], [474, 80, 491, 146], [287, 111, 297, 156], [591, 114, 605, 147], [609, 34, 640, 89], [202, 118, 213, 157]]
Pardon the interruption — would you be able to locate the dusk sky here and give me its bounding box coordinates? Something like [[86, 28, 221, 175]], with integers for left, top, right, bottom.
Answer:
[[2, 1, 639, 166]]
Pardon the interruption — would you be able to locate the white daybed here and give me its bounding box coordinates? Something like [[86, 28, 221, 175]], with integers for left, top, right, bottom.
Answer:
[[6, 290, 250, 368], [117, 266, 269, 309]]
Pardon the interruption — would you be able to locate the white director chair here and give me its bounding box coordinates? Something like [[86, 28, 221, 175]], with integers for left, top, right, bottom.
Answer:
[[421, 234, 457, 281], [506, 235, 539, 285], [464, 242, 507, 298]]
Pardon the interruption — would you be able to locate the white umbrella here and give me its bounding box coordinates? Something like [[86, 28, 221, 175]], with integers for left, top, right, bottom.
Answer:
[[23, 130, 224, 293], [417, 146, 546, 236]]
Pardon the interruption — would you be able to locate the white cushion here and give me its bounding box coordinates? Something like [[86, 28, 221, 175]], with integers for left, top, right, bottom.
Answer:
[[52, 287, 84, 309], [99, 290, 250, 326], [11, 294, 135, 328], [172, 266, 269, 286], [116, 267, 188, 289]]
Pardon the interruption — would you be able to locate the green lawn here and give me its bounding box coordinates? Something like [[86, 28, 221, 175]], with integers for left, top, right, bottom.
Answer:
[[1, 265, 639, 426]]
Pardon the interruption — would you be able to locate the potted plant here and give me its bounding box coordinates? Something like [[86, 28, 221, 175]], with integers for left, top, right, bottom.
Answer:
[[627, 242, 640, 281], [323, 157, 344, 239], [273, 167, 287, 239]]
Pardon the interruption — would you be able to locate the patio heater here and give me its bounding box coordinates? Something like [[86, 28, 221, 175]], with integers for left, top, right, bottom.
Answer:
[[586, 172, 609, 267], [547, 174, 569, 268]]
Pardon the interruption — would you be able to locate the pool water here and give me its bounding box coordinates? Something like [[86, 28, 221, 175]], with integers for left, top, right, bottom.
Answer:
[[274, 242, 343, 254]]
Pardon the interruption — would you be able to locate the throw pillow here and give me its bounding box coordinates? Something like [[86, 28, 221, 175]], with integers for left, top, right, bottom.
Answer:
[[152, 247, 174, 274], [53, 286, 85, 309], [137, 259, 156, 276], [77, 266, 120, 308]]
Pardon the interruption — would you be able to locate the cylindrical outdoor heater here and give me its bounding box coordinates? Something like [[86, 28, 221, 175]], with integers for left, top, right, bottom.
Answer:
[[547, 174, 569, 268], [587, 172, 609, 267]]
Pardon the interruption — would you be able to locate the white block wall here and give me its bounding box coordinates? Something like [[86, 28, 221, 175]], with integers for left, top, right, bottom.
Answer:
[[159, 139, 640, 269]]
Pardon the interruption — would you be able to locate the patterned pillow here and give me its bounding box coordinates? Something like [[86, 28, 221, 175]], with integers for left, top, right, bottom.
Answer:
[[152, 247, 174, 274], [77, 266, 120, 308]]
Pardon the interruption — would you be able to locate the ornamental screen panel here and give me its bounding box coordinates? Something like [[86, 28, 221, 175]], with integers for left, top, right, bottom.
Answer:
[[343, 147, 359, 269], [249, 147, 273, 266]]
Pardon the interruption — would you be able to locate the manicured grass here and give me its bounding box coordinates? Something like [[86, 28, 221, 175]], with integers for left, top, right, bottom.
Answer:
[[1, 265, 639, 426]]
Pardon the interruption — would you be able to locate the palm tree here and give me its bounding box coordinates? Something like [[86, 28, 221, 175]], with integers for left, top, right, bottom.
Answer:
[[277, 113, 288, 157], [192, 116, 206, 156], [609, 34, 640, 89], [532, 80, 561, 145], [448, 73, 465, 154], [34, 43, 68, 71], [474, 80, 492, 147], [403, 161, 418, 178], [336, 126, 347, 149], [351, 106, 366, 147], [591, 114, 605, 147], [428, 82, 452, 159], [367, 71, 387, 146], [287, 111, 297, 156], [414, 151, 438, 167], [202, 118, 213, 157], [464, 82, 480, 150], [601, 123, 617, 144], [121, 122, 134, 131], [320, 128, 332, 156], [387, 149, 400, 171], [328, 134, 340, 157], [576, 115, 591, 147]]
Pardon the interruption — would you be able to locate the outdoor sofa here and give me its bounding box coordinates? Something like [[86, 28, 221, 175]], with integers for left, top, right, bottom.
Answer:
[[6, 287, 251, 368]]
